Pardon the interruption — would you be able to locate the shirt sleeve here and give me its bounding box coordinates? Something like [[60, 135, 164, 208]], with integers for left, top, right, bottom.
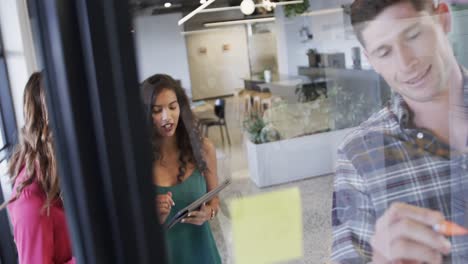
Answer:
[[11, 192, 55, 264], [331, 147, 376, 264]]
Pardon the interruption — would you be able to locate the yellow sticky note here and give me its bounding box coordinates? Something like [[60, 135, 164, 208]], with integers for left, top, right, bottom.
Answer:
[[230, 188, 303, 264]]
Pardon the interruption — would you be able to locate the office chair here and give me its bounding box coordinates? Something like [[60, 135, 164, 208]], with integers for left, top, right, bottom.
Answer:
[[199, 99, 231, 148]]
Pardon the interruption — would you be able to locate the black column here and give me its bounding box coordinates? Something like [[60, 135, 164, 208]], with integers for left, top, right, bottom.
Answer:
[[27, 0, 167, 263]]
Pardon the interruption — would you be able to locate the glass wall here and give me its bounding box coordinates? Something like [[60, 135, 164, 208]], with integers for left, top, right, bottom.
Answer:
[[132, 0, 468, 263], [1, 0, 468, 263]]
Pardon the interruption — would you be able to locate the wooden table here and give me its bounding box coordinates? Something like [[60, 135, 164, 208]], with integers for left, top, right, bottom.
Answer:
[[239, 89, 274, 116], [191, 101, 215, 119], [190, 89, 274, 121]]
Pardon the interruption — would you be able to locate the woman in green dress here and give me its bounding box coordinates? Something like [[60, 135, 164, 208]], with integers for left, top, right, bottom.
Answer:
[[141, 74, 222, 264]]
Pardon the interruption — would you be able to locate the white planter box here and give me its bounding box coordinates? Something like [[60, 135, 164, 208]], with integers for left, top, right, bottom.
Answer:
[[245, 128, 353, 188]]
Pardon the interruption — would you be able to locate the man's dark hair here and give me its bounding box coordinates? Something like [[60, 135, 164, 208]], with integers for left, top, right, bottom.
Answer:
[[351, 0, 435, 46]]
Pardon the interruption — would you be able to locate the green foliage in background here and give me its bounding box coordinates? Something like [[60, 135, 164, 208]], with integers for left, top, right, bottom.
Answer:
[[283, 0, 310, 17], [260, 124, 281, 143], [295, 83, 322, 102], [307, 48, 317, 54], [243, 113, 281, 144], [243, 113, 266, 144]]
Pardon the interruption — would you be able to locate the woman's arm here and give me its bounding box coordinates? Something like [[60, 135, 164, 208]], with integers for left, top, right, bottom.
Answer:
[[202, 138, 220, 215], [9, 193, 55, 264], [10, 193, 77, 264], [181, 138, 220, 225]]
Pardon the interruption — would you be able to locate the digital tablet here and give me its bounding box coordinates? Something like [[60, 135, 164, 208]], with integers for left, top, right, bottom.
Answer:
[[165, 178, 231, 229]]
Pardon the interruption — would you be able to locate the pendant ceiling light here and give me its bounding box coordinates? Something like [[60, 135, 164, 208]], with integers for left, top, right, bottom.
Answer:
[[240, 0, 256, 15], [262, 0, 276, 11]]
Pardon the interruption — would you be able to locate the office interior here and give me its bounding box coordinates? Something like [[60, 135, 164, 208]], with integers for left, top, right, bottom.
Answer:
[[0, 0, 468, 263]]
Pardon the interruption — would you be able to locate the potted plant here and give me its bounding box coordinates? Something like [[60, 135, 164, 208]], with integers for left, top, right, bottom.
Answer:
[[306, 48, 319, 67], [242, 102, 352, 188], [243, 113, 266, 144], [283, 0, 310, 17], [295, 83, 320, 102], [243, 112, 281, 144]]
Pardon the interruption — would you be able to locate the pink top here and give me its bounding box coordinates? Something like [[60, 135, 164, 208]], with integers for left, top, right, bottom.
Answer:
[[7, 168, 76, 264]]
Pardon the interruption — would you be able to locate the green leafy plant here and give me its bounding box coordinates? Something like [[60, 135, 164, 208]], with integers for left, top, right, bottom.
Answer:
[[260, 124, 281, 143], [243, 113, 266, 144], [283, 0, 310, 17], [295, 83, 321, 102], [243, 113, 281, 144], [307, 48, 317, 55]]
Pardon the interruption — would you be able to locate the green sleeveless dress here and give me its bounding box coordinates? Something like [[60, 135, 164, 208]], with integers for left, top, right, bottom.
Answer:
[[155, 169, 222, 264]]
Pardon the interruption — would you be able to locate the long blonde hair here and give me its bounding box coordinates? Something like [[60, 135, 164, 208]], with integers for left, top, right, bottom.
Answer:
[[0, 72, 59, 212]]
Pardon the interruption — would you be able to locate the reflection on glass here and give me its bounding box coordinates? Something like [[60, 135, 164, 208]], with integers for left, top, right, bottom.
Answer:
[[131, 0, 468, 263], [246, 22, 279, 83], [142, 74, 222, 264], [332, 1, 468, 264], [0, 72, 76, 263]]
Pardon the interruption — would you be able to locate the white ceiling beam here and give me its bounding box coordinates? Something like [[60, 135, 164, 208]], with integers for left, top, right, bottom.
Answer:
[[178, 0, 217, 26], [204, 17, 275, 27]]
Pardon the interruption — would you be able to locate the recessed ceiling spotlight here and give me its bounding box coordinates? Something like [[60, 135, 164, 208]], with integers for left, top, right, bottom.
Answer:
[[164, 2, 172, 8], [200, 0, 207, 3]]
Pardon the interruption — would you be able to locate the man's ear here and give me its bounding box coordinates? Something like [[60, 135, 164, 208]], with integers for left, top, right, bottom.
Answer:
[[435, 2, 451, 34]]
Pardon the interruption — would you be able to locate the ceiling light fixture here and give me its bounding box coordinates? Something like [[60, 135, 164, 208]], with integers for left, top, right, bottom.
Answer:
[[262, 0, 276, 11], [200, 0, 207, 3], [240, 0, 255, 15], [164, 2, 172, 8], [197, 0, 303, 14]]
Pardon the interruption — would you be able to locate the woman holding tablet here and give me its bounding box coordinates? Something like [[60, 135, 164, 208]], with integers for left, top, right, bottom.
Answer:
[[141, 74, 221, 264]]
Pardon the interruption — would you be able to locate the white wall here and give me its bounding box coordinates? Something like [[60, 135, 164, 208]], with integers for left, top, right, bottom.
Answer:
[[0, 0, 37, 129], [248, 23, 278, 78], [185, 26, 251, 100], [450, 8, 468, 68], [275, 6, 369, 77], [134, 13, 192, 96], [0, 0, 37, 200], [275, 3, 468, 78], [285, 11, 368, 75], [275, 7, 290, 77]]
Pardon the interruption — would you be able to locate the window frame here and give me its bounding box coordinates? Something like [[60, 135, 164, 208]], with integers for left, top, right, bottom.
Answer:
[[0, 26, 19, 264], [0, 30, 18, 163]]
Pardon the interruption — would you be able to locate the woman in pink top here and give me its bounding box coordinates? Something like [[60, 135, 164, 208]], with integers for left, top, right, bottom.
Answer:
[[0, 72, 75, 264]]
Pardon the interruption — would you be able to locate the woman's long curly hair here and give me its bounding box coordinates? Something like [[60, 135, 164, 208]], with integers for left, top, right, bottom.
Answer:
[[0, 72, 59, 213], [141, 74, 207, 182]]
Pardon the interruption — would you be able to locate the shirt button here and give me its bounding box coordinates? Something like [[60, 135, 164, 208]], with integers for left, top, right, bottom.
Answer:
[[417, 132, 424, 139]]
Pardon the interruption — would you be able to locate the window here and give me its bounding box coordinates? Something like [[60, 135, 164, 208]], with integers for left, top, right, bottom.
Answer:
[[0, 25, 18, 264], [0, 31, 17, 163]]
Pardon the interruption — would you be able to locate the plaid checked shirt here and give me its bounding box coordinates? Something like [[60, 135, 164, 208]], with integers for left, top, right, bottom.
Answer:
[[331, 67, 468, 264]]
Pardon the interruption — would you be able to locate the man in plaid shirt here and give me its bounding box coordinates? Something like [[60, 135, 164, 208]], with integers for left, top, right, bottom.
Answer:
[[332, 0, 468, 263]]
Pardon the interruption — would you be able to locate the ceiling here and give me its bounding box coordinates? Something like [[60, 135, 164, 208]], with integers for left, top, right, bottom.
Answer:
[[129, 0, 244, 15]]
